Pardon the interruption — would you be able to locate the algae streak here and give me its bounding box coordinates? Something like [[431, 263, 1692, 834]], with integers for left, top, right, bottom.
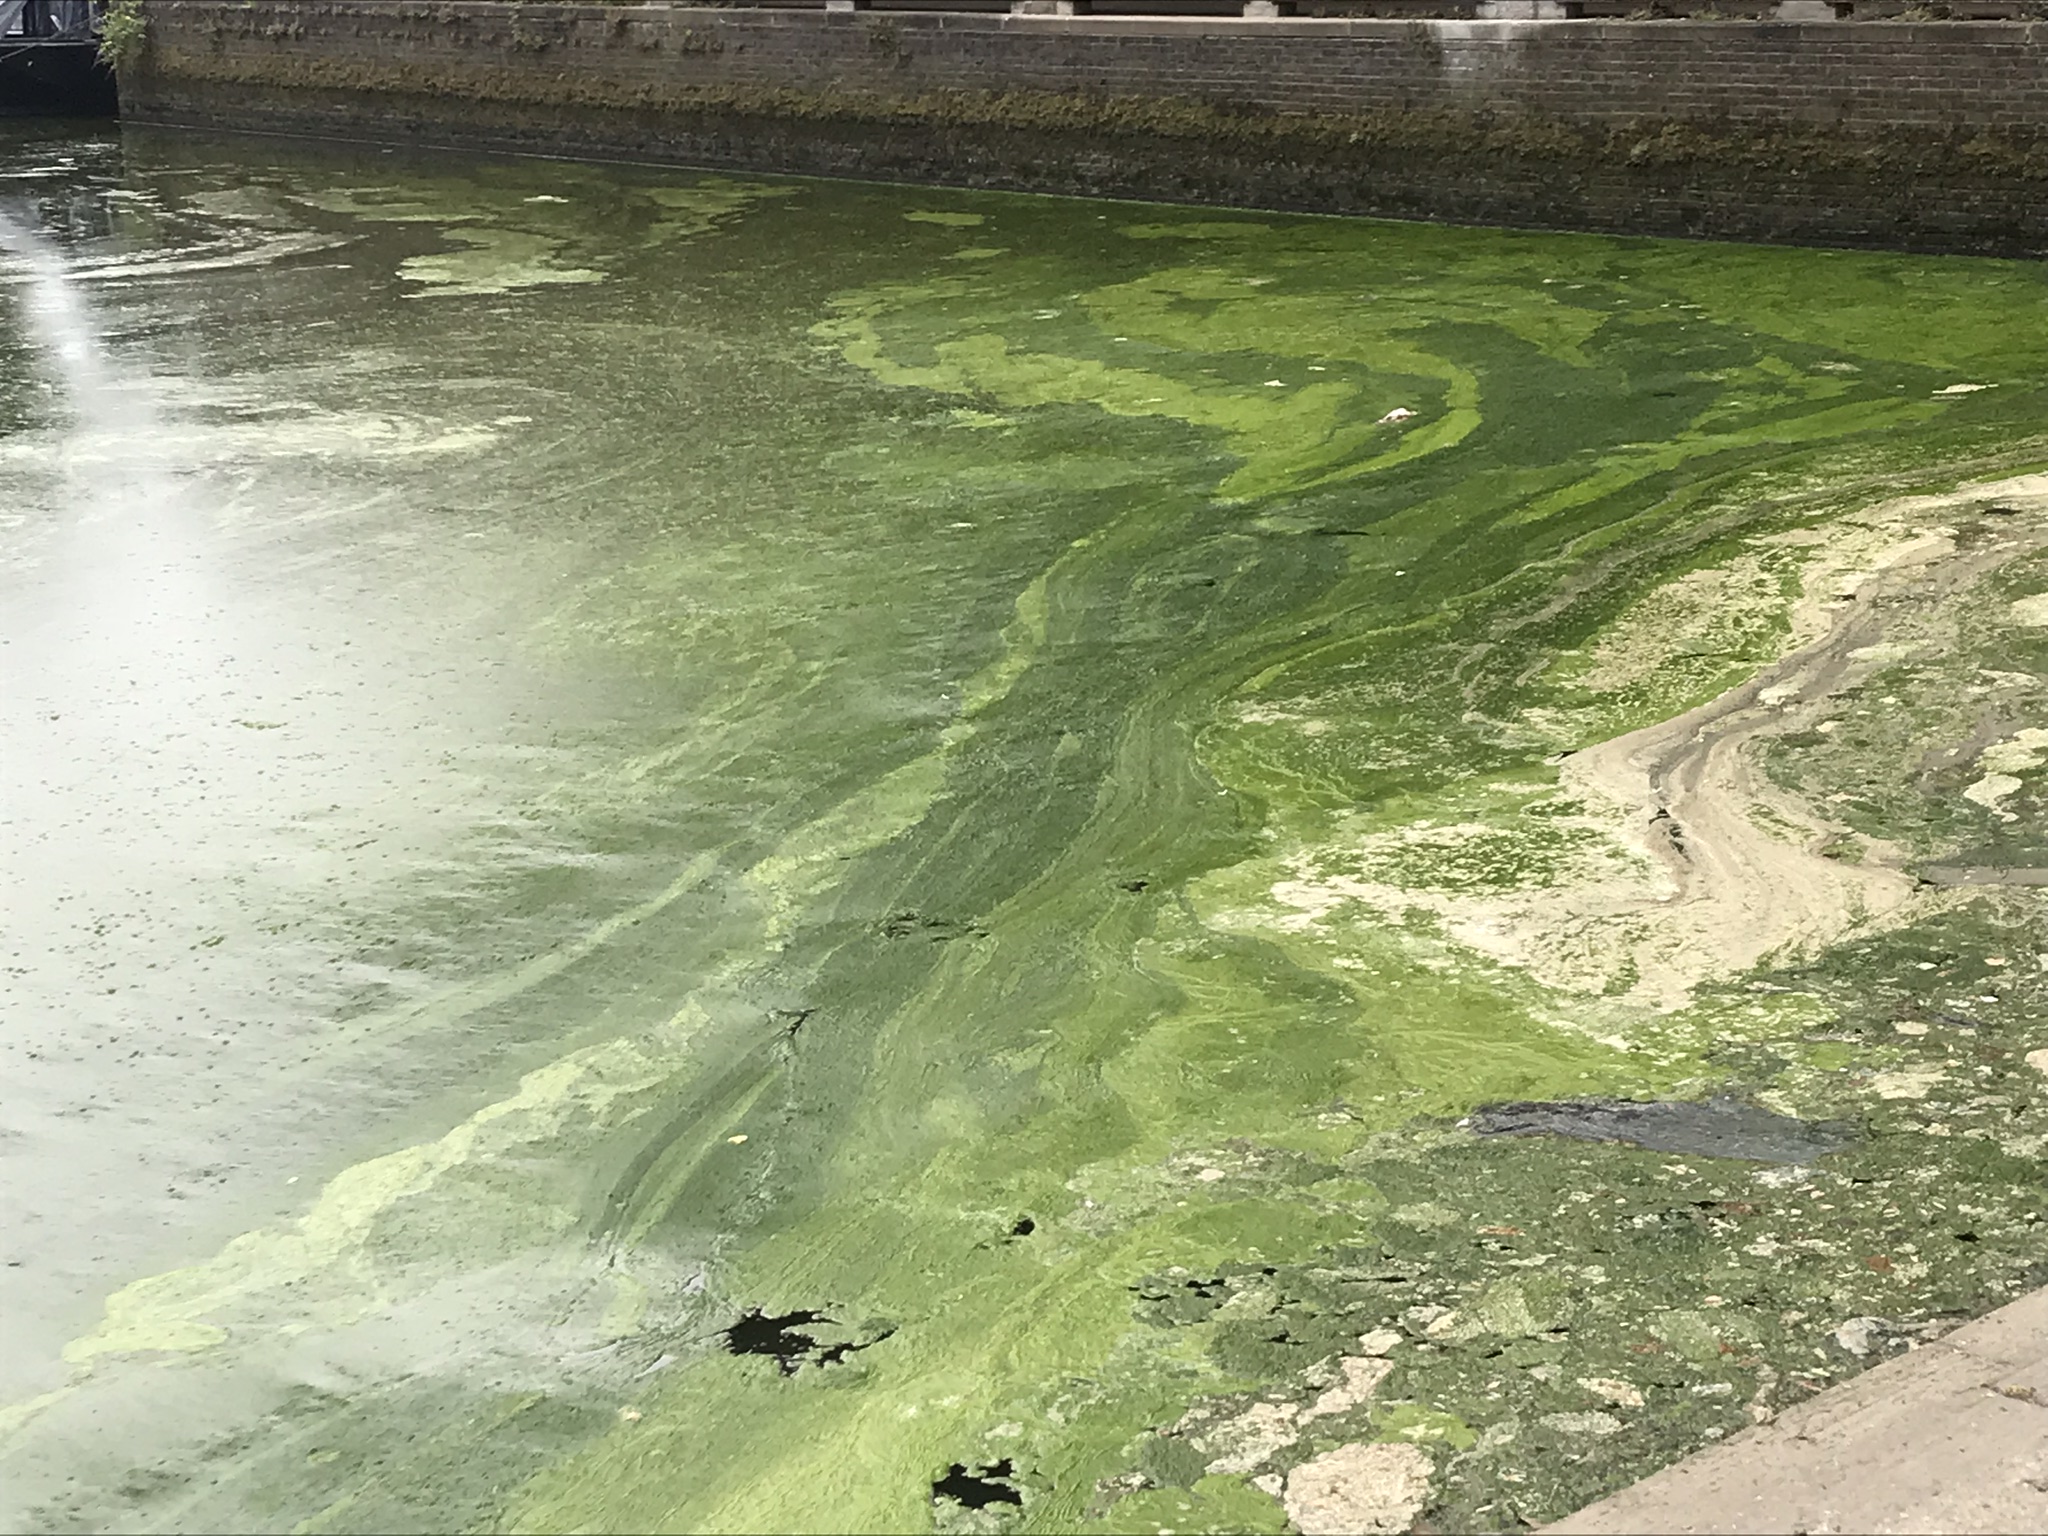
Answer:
[[3, 127, 2048, 1536]]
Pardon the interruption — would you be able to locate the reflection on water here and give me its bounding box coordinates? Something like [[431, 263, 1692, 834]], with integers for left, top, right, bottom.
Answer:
[[2, 122, 2046, 1533], [0, 169, 596, 1421]]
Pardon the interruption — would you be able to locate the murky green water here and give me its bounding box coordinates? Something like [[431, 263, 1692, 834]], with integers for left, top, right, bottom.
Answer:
[[4, 122, 2047, 1533]]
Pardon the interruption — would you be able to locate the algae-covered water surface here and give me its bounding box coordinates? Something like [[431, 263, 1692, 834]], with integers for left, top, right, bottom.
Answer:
[[5, 123, 2048, 1533]]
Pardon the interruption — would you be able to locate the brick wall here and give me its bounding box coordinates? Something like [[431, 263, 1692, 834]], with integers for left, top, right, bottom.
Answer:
[[121, 1, 2048, 254]]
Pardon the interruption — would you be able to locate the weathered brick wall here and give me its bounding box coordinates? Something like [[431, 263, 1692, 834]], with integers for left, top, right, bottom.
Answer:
[[121, 1, 2048, 254]]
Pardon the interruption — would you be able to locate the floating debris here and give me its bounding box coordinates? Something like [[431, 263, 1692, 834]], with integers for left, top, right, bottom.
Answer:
[[1539, 1410, 1625, 1437], [1284, 1441, 1433, 1536], [1578, 1375, 1644, 1408]]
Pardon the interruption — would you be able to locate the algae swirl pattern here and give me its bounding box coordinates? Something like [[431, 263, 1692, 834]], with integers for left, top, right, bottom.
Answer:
[[5, 133, 2048, 1535]]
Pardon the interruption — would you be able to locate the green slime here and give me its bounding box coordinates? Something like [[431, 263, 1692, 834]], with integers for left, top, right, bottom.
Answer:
[[7, 133, 2048, 1534]]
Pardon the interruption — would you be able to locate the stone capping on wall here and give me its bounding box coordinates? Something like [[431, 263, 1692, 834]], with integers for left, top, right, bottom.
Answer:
[[126, 1, 2048, 41]]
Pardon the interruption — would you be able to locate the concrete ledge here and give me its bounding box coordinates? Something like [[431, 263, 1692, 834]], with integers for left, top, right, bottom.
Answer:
[[1549, 1286, 2048, 1534]]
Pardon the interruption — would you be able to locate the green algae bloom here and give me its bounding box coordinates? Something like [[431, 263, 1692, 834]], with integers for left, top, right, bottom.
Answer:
[[3, 123, 2047, 1536]]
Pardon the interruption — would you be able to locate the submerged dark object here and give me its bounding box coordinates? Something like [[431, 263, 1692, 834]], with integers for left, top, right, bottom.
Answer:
[[1464, 1094, 1846, 1165], [933, 1459, 1023, 1510]]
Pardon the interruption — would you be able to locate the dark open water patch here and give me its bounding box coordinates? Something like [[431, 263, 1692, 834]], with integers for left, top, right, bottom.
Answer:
[[722, 1309, 829, 1375], [1463, 1094, 1848, 1165], [720, 1308, 895, 1375], [933, 1459, 1023, 1510]]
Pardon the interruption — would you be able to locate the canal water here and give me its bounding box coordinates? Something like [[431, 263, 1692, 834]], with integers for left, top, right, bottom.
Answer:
[[4, 122, 2047, 1532]]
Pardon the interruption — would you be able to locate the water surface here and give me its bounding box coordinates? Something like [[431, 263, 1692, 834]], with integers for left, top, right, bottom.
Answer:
[[4, 122, 2047, 1533]]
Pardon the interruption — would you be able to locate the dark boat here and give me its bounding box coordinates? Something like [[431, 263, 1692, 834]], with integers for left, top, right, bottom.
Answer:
[[0, 1, 116, 117]]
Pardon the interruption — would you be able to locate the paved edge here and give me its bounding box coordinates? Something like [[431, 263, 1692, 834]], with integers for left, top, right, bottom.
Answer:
[[1545, 1286, 2048, 1534]]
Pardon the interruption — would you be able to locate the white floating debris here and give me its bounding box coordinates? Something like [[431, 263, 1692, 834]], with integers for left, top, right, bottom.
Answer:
[[524, 195, 570, 204], [1377, 407, 1417, 423], [1356, 1327, 1403, 1357], [1577, 1377, 1644, 1409], [2009, 594, 2048, 627], [1284, 1442, 1433, 1536], [1198, 1400, 1302, 1474], [1870, 1067, 1943, 1100], [1934, 382, 1993, 395], [1964, 772, 2024, 821], [1539, 1411, 1624, 1437], [1303, 1356, 1395, 1420], [1264, 379, 1287, 387], [726, 1134, 748, 1145], [1754, 1164, 1814, 1188]]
